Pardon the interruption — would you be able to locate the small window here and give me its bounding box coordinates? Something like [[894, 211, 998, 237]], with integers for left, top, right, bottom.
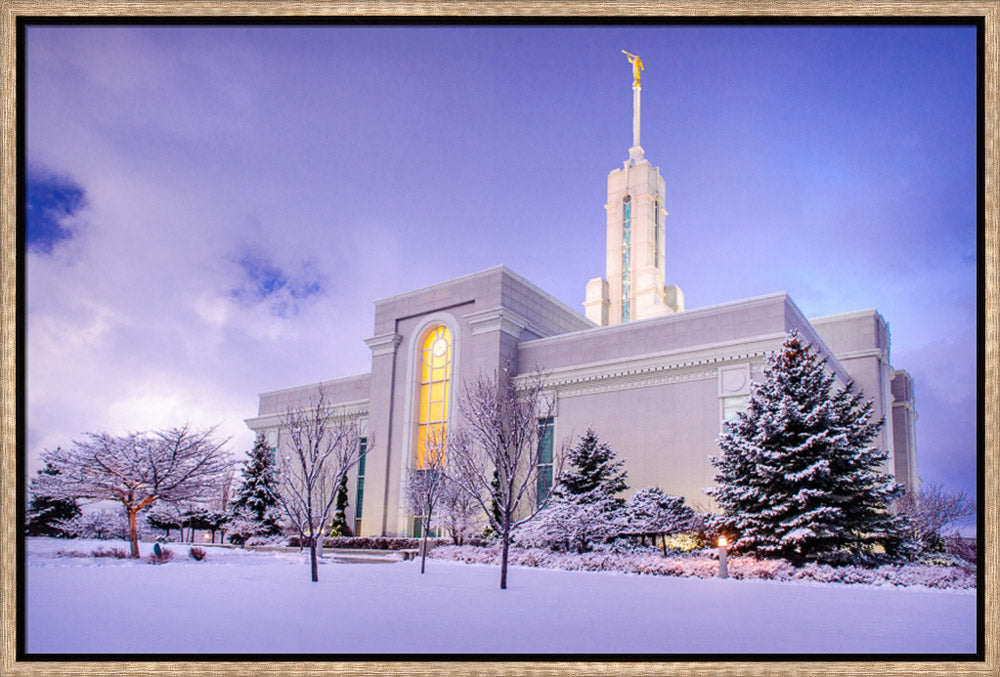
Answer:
[[722, 396, 749, 423], [355, 437, 367, 522], [536, 417, 555, 504]]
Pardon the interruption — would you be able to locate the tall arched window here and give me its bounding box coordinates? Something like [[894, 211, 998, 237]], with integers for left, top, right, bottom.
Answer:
[[416, 325, 452, 469]]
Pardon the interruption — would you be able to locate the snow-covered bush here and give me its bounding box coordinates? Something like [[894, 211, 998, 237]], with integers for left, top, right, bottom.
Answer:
[[514, 495, 623, 553], [189, 547, 207, 561], [621, 487, 695, 554], [57, 511, 131, 540], [430, 545, 975, 589], [91, 547, 128, 559]]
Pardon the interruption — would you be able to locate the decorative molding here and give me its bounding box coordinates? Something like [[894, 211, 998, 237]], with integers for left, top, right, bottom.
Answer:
[[364, 332, 402, 356], [834, 347, 890, 366], [515, 350, 770, 400], [718, 363, 751, 397], [245, 399, 371, 431], [464, 306, 543, 340]]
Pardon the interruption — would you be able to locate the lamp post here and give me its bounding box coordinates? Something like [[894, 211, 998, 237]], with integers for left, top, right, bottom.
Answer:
[[717, 535, 729, 579]]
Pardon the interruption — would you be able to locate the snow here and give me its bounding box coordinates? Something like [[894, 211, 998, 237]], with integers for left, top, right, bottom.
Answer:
[[25, 537, 976, 655]]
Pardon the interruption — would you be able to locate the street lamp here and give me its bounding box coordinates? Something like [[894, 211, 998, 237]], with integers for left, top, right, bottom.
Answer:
[[717, 535, 729, 579]]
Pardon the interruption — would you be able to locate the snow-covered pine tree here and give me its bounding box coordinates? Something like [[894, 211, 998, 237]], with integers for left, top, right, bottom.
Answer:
[[707, 330, 908, 566], [25, 462, 80, 537], [524, 429, 628, 553], [228, 433, 282, 545], [551, 428, 628, 505]]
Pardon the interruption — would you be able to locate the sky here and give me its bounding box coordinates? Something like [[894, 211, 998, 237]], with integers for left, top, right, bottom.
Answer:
[[23, 23, 980, 506]]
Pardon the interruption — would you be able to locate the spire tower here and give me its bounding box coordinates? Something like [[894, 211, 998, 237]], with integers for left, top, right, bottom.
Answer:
[[584, 51, 684, 327]]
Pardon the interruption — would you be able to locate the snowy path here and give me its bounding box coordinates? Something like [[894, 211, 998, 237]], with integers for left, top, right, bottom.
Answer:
[[25, 539, 976, 655]]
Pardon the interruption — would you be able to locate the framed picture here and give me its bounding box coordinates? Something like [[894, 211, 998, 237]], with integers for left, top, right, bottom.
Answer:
[[4, 2, 993, 675]]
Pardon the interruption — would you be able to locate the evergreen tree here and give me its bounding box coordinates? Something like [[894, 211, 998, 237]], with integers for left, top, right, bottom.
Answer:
[[328, 474, 351, 537], [25, 462, 80, 537], [228, 434, 282, 545], [521, 429, 628, 553], [552, 428, 628, 505], [707, 331, 909, 566]]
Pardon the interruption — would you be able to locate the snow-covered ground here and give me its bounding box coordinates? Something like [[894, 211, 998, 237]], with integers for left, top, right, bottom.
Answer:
[[25, 538, 976, 655]]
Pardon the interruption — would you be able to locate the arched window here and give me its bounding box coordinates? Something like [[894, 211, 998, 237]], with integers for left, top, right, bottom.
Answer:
[[416, 325, 452, 469]]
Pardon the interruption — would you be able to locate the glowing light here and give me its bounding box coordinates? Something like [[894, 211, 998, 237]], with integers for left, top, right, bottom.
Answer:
[[717, 535, 728, 547], [417, 325, 451, 468]]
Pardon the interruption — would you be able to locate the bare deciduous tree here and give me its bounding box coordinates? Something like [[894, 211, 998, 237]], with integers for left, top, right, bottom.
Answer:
[[438, 477, 482, 546], [448, 368, 555, 589], [894, 483, 976, 553], [403, 428, 448, 574], [275, 393, 366, 582], [36, 426, 233, 557]]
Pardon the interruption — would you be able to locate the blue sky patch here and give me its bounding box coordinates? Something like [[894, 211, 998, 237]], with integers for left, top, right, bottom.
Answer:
[[27, 169, 86, 254], [232, 251, 323, 316]]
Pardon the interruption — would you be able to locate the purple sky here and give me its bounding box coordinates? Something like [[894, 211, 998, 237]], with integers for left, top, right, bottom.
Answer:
[[24, 24, 979, 507]]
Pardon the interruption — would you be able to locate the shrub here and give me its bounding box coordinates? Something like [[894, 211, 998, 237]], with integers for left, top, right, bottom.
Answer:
[[91, 547, 128, 559], [188, 547, 207, 561], [149, 545, 174, 564], [429, 545, 976, 589], [57, 511, 131, 540], [55, 549, 89, 558], [288, 536, 453, 551]]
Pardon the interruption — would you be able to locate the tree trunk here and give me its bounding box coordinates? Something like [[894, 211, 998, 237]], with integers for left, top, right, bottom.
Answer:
[[499, 512, 511, 590], [127, 509, 140, 558], [420, 522, 430, 574], [661, 533, 668, 557], [310, 537, 319, 582]]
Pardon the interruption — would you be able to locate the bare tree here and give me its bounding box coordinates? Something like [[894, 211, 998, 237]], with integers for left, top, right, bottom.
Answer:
[[274, 393, 366, 582], [438, 477, 483, 545], [36, 426, 233, 557], [894, 483, 976, 553], [448, 368, 555, 589], [403, 428, 448, 574]]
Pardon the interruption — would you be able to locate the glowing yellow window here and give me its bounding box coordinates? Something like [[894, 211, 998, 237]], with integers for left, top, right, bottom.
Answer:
[[416, 325, 451, 469]]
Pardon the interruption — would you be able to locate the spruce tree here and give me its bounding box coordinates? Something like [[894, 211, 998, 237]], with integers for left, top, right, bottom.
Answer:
[[25, 462, 80, 537], [228, 433, 282, 545], [525, 429, 628, 552], [552, 428, 628, 505], [707, 331, 908, 565]]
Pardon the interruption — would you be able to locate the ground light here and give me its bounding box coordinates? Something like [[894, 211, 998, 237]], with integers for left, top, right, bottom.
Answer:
[[717, 535, 729, 579]]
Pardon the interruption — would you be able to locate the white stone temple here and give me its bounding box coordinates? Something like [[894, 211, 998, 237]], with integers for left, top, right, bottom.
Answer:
[[246, 52, 919, 537]]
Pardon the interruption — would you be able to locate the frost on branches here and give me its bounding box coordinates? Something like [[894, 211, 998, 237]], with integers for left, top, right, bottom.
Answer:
[[707, 331, 910, 566], [36, 426, 233, 558], [274, 392, 366, 582], [622, 487, 695, 556], [447, 368, 553, 589]]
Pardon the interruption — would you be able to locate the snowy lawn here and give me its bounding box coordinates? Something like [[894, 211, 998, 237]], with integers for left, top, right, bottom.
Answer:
[[25, 537, 976, 655]]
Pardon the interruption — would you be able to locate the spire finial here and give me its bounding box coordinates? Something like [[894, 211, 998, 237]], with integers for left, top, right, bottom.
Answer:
[[622, 51, 644, 161], [622, 50, 643, 87]]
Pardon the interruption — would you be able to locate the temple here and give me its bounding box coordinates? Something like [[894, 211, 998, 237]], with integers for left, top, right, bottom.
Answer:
[[246, 53, 919, 537]]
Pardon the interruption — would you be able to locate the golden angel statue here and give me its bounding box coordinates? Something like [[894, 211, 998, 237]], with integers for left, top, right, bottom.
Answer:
[[622, 50, 643, 86]]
